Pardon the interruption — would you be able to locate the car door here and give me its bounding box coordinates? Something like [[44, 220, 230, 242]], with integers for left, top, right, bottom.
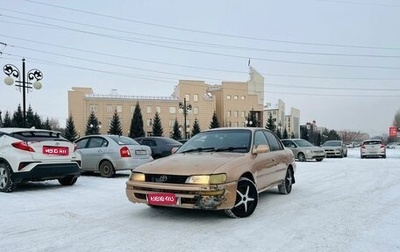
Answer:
[[263, 130, 288, 182], [77, 137, 107, 171], [252, 130, 280, 191]]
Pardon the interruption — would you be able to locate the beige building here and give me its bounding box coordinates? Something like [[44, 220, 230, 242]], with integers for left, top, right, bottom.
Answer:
[[68, 66, 268, 138], [264, 99, 300, 138]]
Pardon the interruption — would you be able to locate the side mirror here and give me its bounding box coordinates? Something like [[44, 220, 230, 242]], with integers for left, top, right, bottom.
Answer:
[[171, 146, 179, 154], [252, 144, 270, 154]]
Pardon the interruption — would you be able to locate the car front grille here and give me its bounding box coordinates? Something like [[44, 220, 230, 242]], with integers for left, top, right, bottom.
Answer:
[[145, 174, 189, 184]]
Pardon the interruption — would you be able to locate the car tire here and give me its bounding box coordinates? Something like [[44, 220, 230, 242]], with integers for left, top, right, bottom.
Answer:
[[316, 158, 323, 162], [0, 163, 17, 193], [58, 176, 78, 186], [99, 160, 115, 178], [278, 168, 293, 195], [297, 153, 306, 162], [224, 177, 258, 218]]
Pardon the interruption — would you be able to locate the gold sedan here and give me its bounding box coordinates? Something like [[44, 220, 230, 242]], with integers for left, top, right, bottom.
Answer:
[[126, 127, 296, 218]]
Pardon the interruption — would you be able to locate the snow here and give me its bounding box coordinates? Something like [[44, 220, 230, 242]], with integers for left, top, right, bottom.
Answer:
[[2, 148, 400, 252]]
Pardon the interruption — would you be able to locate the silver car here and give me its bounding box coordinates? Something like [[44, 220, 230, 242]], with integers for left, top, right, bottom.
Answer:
[[281, 139, 326, 162], [75, 135, 153, 177], [321, 140, 348, 158], [360, 139, 386, 159]]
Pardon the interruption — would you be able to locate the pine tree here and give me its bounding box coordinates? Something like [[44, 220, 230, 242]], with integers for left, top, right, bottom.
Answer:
[[265, 113, 276, 131], [64, 114, 78, 141], [33, 113, 42, 129], [85, 111, 100, 135], [283, 128, 289, 139], [3, 111, 12, 127], [26, 105, 35, 128], [42, 117, 51, 130], [290, 132, 295, 139], [191, 118, 201, 137], [129, 102, 145, 138], [12, 104, 25, 127], [170, 118, 182, 140], [108, 110, 122, 135], [276, 128, 282, 139], [152, 111, 163, 136], [209, 111, 220, 129], [0, 110, 3, 128]]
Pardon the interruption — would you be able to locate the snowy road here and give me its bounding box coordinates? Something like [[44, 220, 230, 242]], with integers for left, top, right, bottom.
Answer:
[[1, 148, 400, 252]]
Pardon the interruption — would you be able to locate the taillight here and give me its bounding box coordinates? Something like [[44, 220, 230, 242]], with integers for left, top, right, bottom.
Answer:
[[361, 144, 365, 149], [12, 141, 35, 152], [74, 143, 78, 152], [380, 144, 385, 149], [120, 146, 131, 157]]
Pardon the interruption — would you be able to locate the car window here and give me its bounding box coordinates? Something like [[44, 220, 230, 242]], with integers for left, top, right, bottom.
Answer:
[[293, 139, 314, 147], [109, 135, 140, 145], [142, 139, 156, 147], [322, 141, 341, 147], [10, 130, 67, 142], [364, 141, 382, 145], [281, 140, 292, 147], [263, 131, 283, 151], [254, 130, 268, 147], [88, 137, 107, 148], [76, 138, 89, 149]]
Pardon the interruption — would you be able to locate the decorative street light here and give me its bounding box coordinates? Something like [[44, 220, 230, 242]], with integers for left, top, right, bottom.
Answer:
[[3, 59, 43, 125], [179, 98, 192, 139]]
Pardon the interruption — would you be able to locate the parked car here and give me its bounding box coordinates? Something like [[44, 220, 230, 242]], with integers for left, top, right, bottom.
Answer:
[[281, 138, 326, 162], [135, 136, 182, 159], [0, 128, 81, 192], [387, 142, 400, 149], [360, 139, 386, 158], [321, 140, 348, 158], [75, 135, 153, 178], [126, 127, 296, 218]]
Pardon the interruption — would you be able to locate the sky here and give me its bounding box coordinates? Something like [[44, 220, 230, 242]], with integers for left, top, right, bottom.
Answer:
[[0, 0, 399, 136], [2, 148, 400, 251]]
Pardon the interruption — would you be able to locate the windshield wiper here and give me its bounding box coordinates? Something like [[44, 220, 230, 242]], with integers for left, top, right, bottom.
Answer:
[[215, 147, 248, 152], [180, 147, 216, 153]]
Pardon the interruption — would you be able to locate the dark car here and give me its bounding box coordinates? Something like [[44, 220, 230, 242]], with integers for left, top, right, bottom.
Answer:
[[135, 137, 182, 159]]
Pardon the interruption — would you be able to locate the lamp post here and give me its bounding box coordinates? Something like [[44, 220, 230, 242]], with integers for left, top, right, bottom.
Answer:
[[3, 59, 43, 126], [179, 98, 192, 139]]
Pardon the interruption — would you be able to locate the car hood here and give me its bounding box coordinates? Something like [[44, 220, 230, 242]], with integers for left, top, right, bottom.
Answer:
[[301, 146, 325, 151], [135, 152, 246, 175]]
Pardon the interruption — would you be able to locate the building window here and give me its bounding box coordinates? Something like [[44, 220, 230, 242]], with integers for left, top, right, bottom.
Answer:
[[185, 94, 190, 101], [193, 107, 199, 115], [193, 94, 198, 102], [226, 95, 231, 100], [234, 95, 238, 100], [146, 106, 152, 114], [156, 106, 161, 113], [169, 120, 175, 127], [147, 118, 153, 126], [169, 107, 176, 114], [106, 105, 113, 113], [234, 111, 238, 117], [116, 105, 122, 113], [227, 110, 231, 117], [89, 105, 97, 112], [130, 106, 135, 113], [240, 111, 245, 118]]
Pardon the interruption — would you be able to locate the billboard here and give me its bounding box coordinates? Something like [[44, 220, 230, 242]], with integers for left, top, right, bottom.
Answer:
[[389, 126, 398, 137]]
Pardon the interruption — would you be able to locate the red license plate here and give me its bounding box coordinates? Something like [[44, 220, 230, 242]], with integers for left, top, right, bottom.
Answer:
[[148, 193, 177, 205], [43, 146, 69, 156]]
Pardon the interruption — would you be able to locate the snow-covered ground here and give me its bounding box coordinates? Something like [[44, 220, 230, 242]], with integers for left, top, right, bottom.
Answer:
[[1, 148, 400, 252]]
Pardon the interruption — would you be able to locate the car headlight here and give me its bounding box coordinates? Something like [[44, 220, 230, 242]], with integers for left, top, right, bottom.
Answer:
[[186, 173, 227, 185], [130, 172, 145, 182], [306, 150, 311, 154]]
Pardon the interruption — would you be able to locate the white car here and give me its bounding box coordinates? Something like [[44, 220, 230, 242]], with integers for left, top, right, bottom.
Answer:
[[0, 128, 82, 192], [360, 139, 386, 159]]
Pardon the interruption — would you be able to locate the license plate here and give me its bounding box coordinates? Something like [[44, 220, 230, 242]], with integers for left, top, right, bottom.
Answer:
[[148, 193, 177, 205], [135, 150, 147, 155], [43, 146, 69, 156]]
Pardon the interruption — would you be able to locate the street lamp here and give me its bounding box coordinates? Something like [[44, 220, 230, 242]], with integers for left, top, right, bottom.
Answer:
[[3, 59, 43, 126], [179, 98, 192, 139]]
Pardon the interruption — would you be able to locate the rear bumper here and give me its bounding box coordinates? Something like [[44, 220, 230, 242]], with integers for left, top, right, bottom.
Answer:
[[126, 180, 237, 210], [12, 163, 81, 183]]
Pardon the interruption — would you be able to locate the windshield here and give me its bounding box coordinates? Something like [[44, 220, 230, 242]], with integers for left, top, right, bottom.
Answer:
[[322, 141, 341, 147], [177, 129, 251, 154], [292, 139, 314, 147]]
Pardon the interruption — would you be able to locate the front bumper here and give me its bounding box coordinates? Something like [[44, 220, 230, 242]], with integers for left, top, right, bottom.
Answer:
[[126, 180, 238, 210]]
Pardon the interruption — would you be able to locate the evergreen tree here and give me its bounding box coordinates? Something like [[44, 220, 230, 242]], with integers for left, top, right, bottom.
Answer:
[[64, 114, 78, 142], [316, 133, 322, 146], [42, 117, 51, 130], [129, 102, 145, 138], [170, 118, 182, 140], [276, 128, 282, 139], [265, 113, 276, 131], [191, 118, 201, 137], [283, 128, 289, 139], [152, 111, 163, 136], [26, 105, 35, 128], [33, 112, 42, 129], [3, 111, 12, 127], [12, 104, 25, 127], [108, 110, 123, 135], [85, 111, 100, 135], [290, 132, 295, 139], [209, 111, 220, 129], [0, 110, 3, 128]]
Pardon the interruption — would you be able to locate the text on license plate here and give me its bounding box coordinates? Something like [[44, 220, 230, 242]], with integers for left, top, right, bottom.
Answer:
[[135, 150, 147, 155], [148, 193, 177, 205], [43, 146, 69, 156]]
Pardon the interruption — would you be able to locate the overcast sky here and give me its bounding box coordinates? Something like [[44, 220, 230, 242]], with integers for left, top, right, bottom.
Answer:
[[0, 0, 399, 136]]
